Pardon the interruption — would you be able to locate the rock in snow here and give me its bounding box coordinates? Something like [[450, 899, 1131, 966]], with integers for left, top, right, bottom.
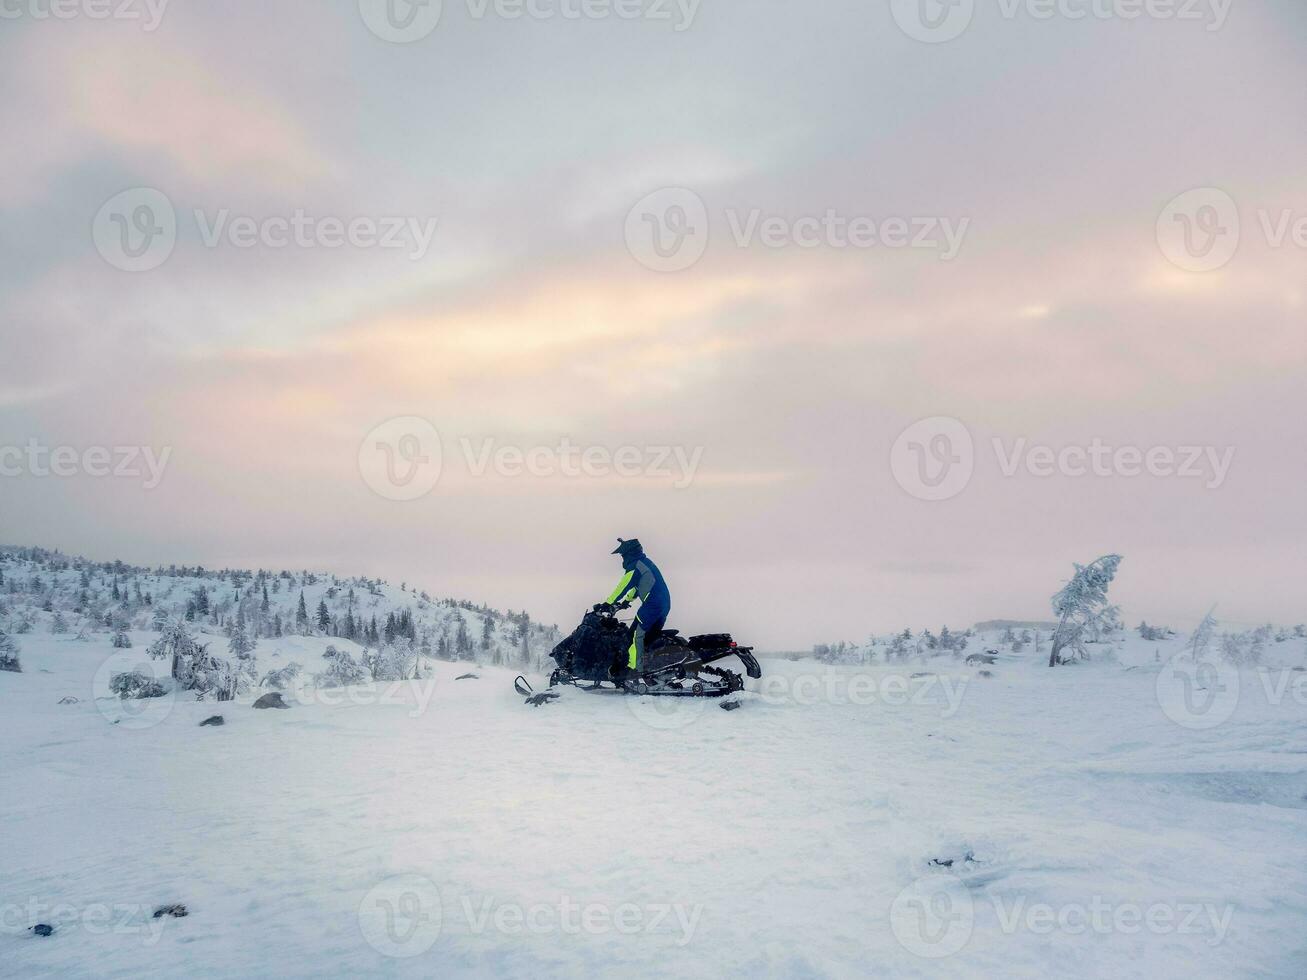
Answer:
[[252, 693, 289, 710]]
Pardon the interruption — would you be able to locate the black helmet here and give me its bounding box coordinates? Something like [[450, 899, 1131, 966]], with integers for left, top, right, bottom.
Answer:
[[611, 537, 643, 558]]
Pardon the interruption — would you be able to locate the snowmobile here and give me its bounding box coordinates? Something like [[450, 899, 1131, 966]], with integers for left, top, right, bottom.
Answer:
[[545, 601, 761, 697]]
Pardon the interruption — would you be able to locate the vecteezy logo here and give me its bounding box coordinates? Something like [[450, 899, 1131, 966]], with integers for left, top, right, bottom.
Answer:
[[624, 687, 709, 730], [890, 416, 974, 501], [891, 0, 976, 43], [358, 417, 443, 501], [358, 0, 443, 43], [624, 188, 710, 273], [890, 875, 974, 958], [1157, 188, 1240, 272], [92, 188, 177, 272], [1156, 653, 1239, 729], [91, 653, 175, 730], [358, 874, 442, 957]]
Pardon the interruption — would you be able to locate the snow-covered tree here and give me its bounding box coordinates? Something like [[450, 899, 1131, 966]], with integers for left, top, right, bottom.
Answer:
[[149, 619, 201, 682], [0, 630, 20, 672], [1048, 554, 1123, 667], [1137, 620, 1171, 641], [1249, 625, 1271, 665], [455, 618, 472, 660], [112, 627, 132, 649], [1086, 603, 1122, 643], [148, 618, 238, 697], [260, 662, 303, 690], [367, 640, 416, 681], [318, 646, 368, 687], [109, 670, 166, 699], [1220, 631, 1250, 665], [888, 631, 911, 660], [1188, 609, 1218, 662], [228, 620, 256, 660]]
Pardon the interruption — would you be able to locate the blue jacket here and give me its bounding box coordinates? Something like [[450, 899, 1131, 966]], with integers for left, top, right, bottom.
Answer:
[[604, 551, 671, 624]]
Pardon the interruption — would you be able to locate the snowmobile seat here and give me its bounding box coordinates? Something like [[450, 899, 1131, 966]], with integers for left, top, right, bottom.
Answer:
[[689, 633, 733, 649]]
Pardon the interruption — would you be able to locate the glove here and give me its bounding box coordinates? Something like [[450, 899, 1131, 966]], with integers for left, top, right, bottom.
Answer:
[[593, 602, 614, 615]]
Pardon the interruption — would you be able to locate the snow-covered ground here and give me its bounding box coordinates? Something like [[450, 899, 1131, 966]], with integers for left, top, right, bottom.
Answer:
[[4, 624, 1307, 978]]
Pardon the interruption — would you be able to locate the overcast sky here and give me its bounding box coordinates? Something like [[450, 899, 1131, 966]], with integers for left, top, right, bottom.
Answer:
[[1, 0, 1304, 647]]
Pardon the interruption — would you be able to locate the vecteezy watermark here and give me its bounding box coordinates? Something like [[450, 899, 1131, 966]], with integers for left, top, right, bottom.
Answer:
[[292, 677, 441, 717], [358, 875, 702, 957], [460, 437, 704, 488], [624, 187, 970, 272], [456, 894, 702, 946], [890, 875, 974, 958], [358, 0, 444, 42], [891, 875, 1235, 959], [1158, 186, 1307, 273], [625, 188, 711, 273], [359, 875, 444, 958], [358, 0, 700, 43], [625, 689, 710, 730], [890, 417, 976, 502], [358, 417, 444, 502], [1156, 654, 1240, 729], [90, 652, 175, 729], [0, 440, 172, 490], [92, 188, 439, 272], [890, 417, 1236, 501], [891, 0, 1231, 43], [992, 438, 1235, 489], [1157, 188, 1240, 272], [990, 895, 1234, 947], [1157, 654, 1307, 730], [92, 188, 178, 273], [725, 210, 970, 261], [0, 900, 169, 945], [0, 0, 171, 30], [359, 417, 705, 501], [756, 671, 969, 716], [194, 210, 438, 260]]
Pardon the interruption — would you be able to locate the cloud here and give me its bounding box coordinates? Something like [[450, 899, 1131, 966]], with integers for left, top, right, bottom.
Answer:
[[0, 25, 331, 209]]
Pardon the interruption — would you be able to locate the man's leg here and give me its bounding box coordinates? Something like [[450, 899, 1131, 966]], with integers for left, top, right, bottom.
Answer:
[[628, 620, 646, 672], [629, 615, 666, 673]]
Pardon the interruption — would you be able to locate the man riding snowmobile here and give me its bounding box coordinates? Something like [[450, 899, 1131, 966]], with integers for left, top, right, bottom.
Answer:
[[533, 538, 760, 698], [599, 537, 670, 674]]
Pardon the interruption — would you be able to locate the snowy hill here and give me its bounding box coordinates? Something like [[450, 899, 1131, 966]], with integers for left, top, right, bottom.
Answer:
[[0, 544, 562, 682], [2, 546, 1307, 978]]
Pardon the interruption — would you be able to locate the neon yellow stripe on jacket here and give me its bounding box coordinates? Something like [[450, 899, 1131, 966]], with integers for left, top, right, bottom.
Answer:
[[605, 570, 636, 605]]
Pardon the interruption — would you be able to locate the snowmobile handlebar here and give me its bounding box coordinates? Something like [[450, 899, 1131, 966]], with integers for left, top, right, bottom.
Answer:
[[592, 600, 633, 615]]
